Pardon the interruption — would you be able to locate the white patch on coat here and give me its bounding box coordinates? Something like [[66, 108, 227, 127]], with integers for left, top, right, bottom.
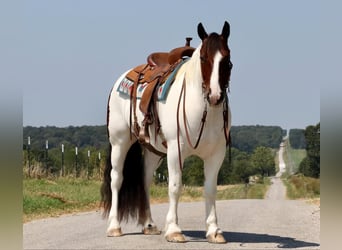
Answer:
[[209, 51, 223, 104]]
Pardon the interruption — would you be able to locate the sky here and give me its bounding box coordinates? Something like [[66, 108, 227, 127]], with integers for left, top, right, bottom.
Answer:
[[19, 0, 322, 131]]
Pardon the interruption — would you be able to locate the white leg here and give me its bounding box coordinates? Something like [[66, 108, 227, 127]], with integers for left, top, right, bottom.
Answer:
[[142, 150, 162, 235], [203, 148, 227, 244], [164, 141, 185, 242], [107, 142, 131, 236]]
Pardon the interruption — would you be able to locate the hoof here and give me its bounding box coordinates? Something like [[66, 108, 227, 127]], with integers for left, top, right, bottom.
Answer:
[[207, 232, 227, 244], [107, 228, 123, 237], [142, 225, 161, 235], [165, 232, 187, 243]]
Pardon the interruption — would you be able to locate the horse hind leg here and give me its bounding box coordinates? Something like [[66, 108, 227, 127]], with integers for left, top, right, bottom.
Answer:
[[101, 139, 132, 237], [118, 141, 149, 226], [141, 150, 163, 235]]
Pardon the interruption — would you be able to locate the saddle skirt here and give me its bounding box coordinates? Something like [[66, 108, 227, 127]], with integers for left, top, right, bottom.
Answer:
[[117, 58, 189, 114]]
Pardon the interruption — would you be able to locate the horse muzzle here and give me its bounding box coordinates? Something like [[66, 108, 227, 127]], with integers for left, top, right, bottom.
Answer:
[[207, 92, 224, 106]]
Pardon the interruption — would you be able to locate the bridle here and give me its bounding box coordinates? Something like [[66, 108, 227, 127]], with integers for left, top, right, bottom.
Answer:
[[176, 71, 231, 170], [175, 29, 233, 169], [202, 59, 233, 105]]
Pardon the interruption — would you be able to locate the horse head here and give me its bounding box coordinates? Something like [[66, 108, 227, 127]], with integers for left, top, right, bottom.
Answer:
[[197, 21, 233, 106]]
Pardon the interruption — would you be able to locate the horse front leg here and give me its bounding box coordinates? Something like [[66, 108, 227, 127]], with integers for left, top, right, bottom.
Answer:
[[203, 148, 227, 244], [141, 150, 162, 235], [164, 142, 186, 242]]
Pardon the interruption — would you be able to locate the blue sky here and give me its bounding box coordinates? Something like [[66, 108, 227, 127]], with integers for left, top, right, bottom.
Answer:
[[20, 0, 322, 131]]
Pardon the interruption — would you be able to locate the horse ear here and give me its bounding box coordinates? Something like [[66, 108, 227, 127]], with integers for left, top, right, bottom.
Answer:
[[197, 23, 208, 40], [221, 21, 230, 40]]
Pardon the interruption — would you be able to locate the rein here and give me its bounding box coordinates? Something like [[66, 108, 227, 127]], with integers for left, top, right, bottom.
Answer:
[[180, 77, 208, 149], [176, 77, 230, 170], [176, 77, 207, 170]]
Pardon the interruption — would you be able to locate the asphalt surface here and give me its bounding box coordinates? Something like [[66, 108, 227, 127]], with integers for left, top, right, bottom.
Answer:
[[23, 146, 320, 249]]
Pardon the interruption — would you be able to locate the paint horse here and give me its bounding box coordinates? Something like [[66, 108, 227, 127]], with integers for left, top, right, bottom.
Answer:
[[101, 21, 233, 244]]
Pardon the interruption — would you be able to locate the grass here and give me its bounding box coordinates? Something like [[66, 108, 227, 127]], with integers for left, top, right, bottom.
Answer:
[[23, 178, 102, 222], [282, 174, 320, 200], [282, 139, 306, 174], [280, 139, 320, 204], [23, 178, 271, 222]]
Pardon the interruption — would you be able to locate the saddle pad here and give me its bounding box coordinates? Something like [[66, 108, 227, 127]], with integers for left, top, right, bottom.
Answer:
[[117, 59, 188, 101]]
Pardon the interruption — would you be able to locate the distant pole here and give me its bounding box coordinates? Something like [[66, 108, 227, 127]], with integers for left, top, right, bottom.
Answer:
[[27, 136, 31, 177], [61, 144, 64, 177], [75, 147, 78, 178], [45, 140, 49, 177], [87, 150, 90, 179]]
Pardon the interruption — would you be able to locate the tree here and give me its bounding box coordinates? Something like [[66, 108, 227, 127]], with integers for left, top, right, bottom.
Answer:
[[299, 123, 320, 178], [289, 129, 306, 149], [230, 125, 283, 153], [251, 146, 276, 177], [182, 156, 204, 186], [219, 148, 255, 184]]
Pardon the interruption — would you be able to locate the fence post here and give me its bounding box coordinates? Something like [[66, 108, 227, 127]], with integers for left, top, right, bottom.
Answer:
[[27, 136, 31, 177], [61, 144, 64, 177], [98, 152, 101, 179], [75, 147, 78, 178], [87, 150, 90, 179], [45, 140, 49, 177]]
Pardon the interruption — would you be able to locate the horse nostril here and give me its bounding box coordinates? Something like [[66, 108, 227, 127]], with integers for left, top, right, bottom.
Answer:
[[209, 95, 219, 105]]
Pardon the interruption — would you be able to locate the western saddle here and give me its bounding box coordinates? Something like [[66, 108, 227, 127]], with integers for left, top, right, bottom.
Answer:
[[126, 38, 195, 155]]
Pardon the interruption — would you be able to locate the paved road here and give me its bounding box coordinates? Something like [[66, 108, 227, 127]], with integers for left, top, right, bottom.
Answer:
[[23, 145, 320, 249], [265, 143, 287, 200]]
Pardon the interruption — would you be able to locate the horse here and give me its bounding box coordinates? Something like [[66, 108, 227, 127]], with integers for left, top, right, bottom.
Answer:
[[101, 21, 233, 244]]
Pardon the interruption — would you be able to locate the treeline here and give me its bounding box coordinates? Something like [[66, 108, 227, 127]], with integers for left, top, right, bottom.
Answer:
[[230, 125, 285, 153], [23, 125, 285, 152], [298, 123, 320, 178], [287, 124, 320, 178], [289, 129, 306, 149], [23, 125, 108, 150], [155, 146, 276, 186], [23, 125, 284, 183]]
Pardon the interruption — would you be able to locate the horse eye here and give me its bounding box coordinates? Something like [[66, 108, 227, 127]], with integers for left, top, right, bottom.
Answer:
[[200, 56, 206, 63]]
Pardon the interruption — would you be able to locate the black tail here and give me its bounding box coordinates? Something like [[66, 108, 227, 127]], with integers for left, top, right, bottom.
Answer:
[[100, 143, 113, 218], [100, 141, 147, 224]]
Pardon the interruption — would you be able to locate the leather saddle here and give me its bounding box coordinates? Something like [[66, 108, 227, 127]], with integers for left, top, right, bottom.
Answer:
[[126, 38, 195, 114], [125, 38, 195, 153]]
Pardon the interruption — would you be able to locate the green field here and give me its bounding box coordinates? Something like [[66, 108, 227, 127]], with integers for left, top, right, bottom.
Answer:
[[282, 139, 306, 174], [23, 177, 271, 222], [281, 139, 320, 200]]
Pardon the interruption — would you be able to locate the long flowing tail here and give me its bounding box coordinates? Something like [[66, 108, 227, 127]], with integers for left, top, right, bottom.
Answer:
[[100, 141, 147, 224], [100, 143, 113, 218]]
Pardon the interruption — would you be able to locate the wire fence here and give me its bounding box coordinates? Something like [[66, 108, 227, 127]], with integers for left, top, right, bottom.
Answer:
[[23, 137, 106, 180]]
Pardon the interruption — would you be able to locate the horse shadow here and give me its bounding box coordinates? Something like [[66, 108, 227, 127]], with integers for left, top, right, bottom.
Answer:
[[183, 230, 320, 249]]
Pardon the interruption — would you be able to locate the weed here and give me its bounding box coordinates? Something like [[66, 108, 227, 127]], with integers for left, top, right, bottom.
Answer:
[[24, 178, 271, 222], [283, 174, 320, 199]]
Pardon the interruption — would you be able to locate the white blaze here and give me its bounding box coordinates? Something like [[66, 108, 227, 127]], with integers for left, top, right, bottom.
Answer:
[[209, 51, 223, 104]]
